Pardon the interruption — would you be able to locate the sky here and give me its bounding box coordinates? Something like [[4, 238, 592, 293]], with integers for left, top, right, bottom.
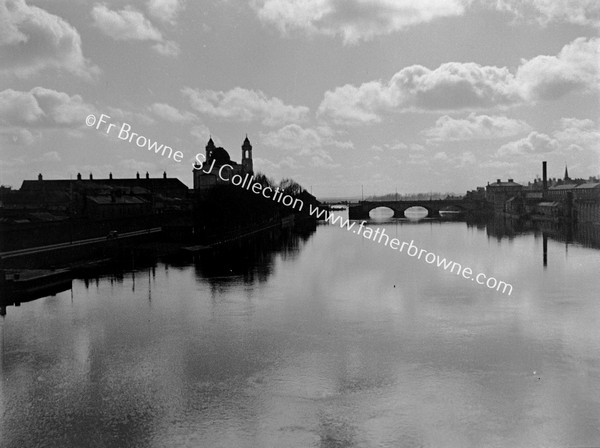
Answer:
[[0, 0, 599, 198]]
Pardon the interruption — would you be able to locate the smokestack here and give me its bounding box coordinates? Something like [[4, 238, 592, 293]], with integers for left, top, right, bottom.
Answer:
[[542, 161, 547, 190]]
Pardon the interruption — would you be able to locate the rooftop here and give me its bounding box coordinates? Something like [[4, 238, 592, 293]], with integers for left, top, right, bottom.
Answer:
[[548, 184, 579, 190]]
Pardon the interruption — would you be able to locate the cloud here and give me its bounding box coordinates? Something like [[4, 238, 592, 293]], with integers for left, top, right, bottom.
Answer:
[[495, 0, 600, 28], [190, 124, 211, 143], [497, 132, 559, 156], [0, 127, 39, 145], [252, 0, 467, 44], [0, 87, 96, 127], [105, 106, 155, 127], [0, 87, 97, 146], [254, 156, 302, 171], [318, 37, 599, 123], [182, 87, 310, 126], [0, 0, 98, 79], [260, 123, 353, 153], [516, 37, 600, 101], [152, 40, 180, 56], [423, 113, 531, 142], [260, 123, 350, 169], [91, 4, 180, 56], [148, 0, 185, 24], [553, 117, 600, 151], [318, 63, 521, 123], [150, 103, 197, 123], [497, 118, 600, 158], [34, 151, 61, 163], [252, 0, 599, 44]]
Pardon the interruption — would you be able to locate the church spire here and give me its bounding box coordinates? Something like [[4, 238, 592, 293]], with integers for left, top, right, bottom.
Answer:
[[564, 164, 570, 181]]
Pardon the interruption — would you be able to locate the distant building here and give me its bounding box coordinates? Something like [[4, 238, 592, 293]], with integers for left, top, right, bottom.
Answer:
[[575, 182, 600, 199], [20, 172, 188, 199], [3, 172, 189, 221], [465, 187, 486, 201], [547, 183, 579, 200], [485, 179, 523, 213], [193, 137, 254, 192]]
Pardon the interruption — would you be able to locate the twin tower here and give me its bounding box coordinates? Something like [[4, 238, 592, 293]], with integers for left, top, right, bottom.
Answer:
[[192, 136, 254, 191]]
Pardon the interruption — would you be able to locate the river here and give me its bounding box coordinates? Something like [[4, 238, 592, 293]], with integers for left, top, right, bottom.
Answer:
[[1, 213, 600, 448]]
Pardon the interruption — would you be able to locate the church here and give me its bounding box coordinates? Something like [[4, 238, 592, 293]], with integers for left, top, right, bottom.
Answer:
[[193, 136, 254, 192]]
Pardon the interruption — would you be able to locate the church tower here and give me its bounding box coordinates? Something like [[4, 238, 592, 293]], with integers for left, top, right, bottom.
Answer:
[[206, 137, 216, 161], [564, 164, 570, 181], [242, 135, 253, 174]]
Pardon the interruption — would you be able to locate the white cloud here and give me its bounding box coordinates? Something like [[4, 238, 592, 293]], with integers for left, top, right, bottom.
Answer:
[[34, 151, 61, 163], [517, 37, 600, 101], [497, 118, 600, 158], [318, 62, 521, 123], [152, 39, 180, 56], [105, 106, 155, 127], [497, 131, 559, 156], [0, 87, 96, 127], [318, 37, 600, 124], [252, 0, 467, 44], [148, 0, 185, 24], [91, 4, 180, 56], [182, 87, 310, 126], [252, 0, 599, 45], [260, 124, 350, 169], [0, 0, 98, 79], [255, 156, 302, 172], [260, 123, 353, 153], [190, 124, 211, 144], [495, 0, 600, 28], [553, 117, 600, 152], [0, 127, 39, 145], [423, 113, 531, 142], [150, 103, 197, 123]]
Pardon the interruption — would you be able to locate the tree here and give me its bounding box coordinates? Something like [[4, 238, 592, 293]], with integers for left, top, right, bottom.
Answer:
[[279, 178, 304, 196]]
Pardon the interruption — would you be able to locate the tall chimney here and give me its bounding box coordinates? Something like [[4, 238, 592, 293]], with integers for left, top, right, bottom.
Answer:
[[542, 161, 547, 190]]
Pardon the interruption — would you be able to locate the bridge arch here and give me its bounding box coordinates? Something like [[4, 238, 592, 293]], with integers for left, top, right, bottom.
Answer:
[[368, 206, 395, 219], [403, 205, 431, 219]]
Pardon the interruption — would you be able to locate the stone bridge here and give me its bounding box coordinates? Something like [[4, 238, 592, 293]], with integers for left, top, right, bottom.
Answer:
[[348, 199, 484, 219]]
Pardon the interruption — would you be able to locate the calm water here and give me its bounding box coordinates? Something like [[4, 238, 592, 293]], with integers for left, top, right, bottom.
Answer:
[[2, 215, 600, 448]]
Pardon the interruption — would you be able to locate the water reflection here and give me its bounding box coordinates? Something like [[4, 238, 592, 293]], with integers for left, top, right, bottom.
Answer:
[[1, 216, 600, 447]]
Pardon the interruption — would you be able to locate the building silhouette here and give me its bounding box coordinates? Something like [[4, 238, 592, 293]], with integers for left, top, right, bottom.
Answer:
[[193, 136, 254, 192]]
